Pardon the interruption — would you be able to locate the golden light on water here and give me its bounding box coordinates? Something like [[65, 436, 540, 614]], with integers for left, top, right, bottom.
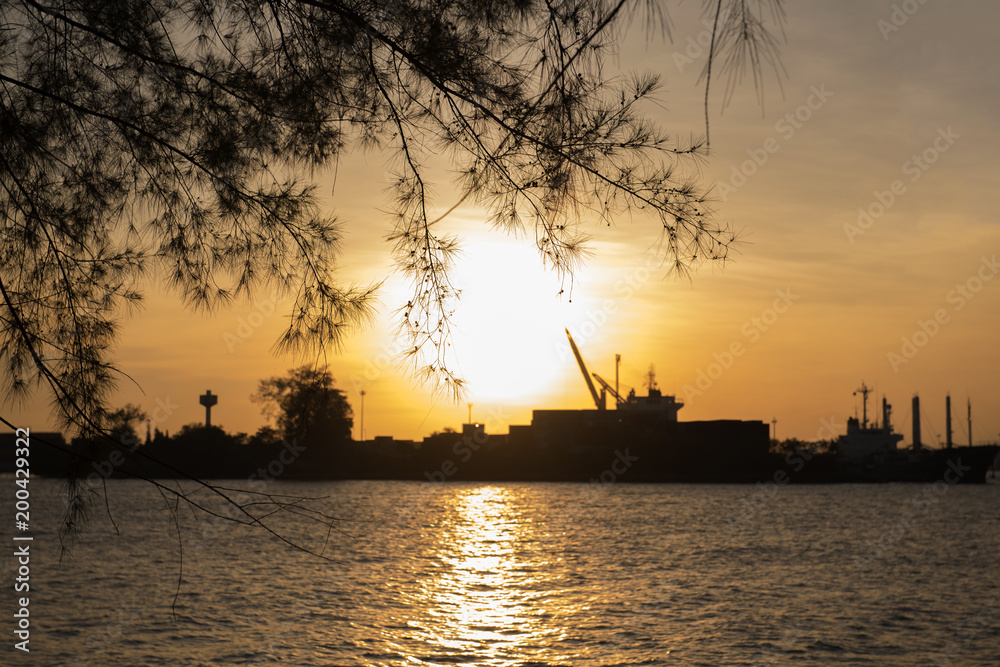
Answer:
[[405, 486, 573, 665]]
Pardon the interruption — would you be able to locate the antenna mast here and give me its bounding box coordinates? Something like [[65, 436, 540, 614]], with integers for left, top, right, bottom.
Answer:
[[968, 398, 972, 447], [359, 389, 366, 442], [646, 365, 657, 392], [615, 354, 621, 406], [854, 382, 871, 429]]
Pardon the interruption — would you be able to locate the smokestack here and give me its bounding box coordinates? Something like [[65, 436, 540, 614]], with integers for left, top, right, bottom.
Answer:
[[946, 394, 952, 449], [882, 397, 889, 432], [968, 399, 972, 448], [912, 395, 922, 450]]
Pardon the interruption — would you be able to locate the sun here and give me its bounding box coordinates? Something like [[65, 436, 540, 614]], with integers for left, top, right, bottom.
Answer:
[[448, 234, 580, 403]]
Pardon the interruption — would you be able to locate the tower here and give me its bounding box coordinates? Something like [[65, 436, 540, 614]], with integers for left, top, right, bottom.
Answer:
[[968, 398, 972, 448], [945, 394, 952, 449], [199, 390, 218, 428], [359, 389, 366, 442]]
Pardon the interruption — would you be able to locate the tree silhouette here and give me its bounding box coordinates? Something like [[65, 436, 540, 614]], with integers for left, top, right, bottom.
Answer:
[[1, 0, 783, 419], [252, 365, 353, 447], [0, 0, 784, 549]]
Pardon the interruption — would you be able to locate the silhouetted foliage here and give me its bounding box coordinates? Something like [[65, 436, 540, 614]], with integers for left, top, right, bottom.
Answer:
[[770, 437, 833, 456], [252, 365, 353, 446], [1, 0, 784, 424], [249, 425, 283, 449], [105, 403, 147, 446], [65, 402, 146, 473], [0, 0, 784, 558], [155, 423, 251, 476]]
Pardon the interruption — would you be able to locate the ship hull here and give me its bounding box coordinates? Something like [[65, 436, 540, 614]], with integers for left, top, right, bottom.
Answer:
[[778, 446, 999, 485]]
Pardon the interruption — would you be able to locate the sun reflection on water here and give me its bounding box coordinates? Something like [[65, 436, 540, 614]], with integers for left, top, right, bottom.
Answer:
[[399, 486, 572, 665]]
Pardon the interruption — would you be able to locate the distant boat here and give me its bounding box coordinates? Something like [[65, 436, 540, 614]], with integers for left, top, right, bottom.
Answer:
[[793, 384, 998, 484]]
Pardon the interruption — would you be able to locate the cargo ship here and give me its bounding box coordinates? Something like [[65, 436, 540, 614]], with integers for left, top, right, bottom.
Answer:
[[405, 329, 769, 483], [786, 384, 999, 484], [384, 340, 997, 485], [6, 339, 995, 484], [352, 330, 774, 482]]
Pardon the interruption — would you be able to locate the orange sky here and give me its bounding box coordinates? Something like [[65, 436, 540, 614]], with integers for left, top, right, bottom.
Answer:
[[7, 2, 1000, 446]]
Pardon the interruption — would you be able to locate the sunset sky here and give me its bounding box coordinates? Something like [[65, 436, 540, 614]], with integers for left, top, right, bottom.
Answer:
[[8, 1, 1000, 446]]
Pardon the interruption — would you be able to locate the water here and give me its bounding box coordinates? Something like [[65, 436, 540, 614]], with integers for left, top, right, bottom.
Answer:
[[5, 479, 999, 665]]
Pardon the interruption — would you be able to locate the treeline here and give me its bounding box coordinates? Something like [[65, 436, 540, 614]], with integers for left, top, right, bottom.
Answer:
[[64, 424, 331, 481], [32, 366, 353, 481], [769, 437, 836, 456]]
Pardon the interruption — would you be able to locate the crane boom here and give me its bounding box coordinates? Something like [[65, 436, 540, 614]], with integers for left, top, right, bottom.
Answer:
[[565, 329, 603, 410], [593, 373, 625, 406]]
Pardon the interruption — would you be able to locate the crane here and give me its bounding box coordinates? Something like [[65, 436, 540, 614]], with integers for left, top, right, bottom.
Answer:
[[592, 373, 626, 406], [565, 328, 605, 410]]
